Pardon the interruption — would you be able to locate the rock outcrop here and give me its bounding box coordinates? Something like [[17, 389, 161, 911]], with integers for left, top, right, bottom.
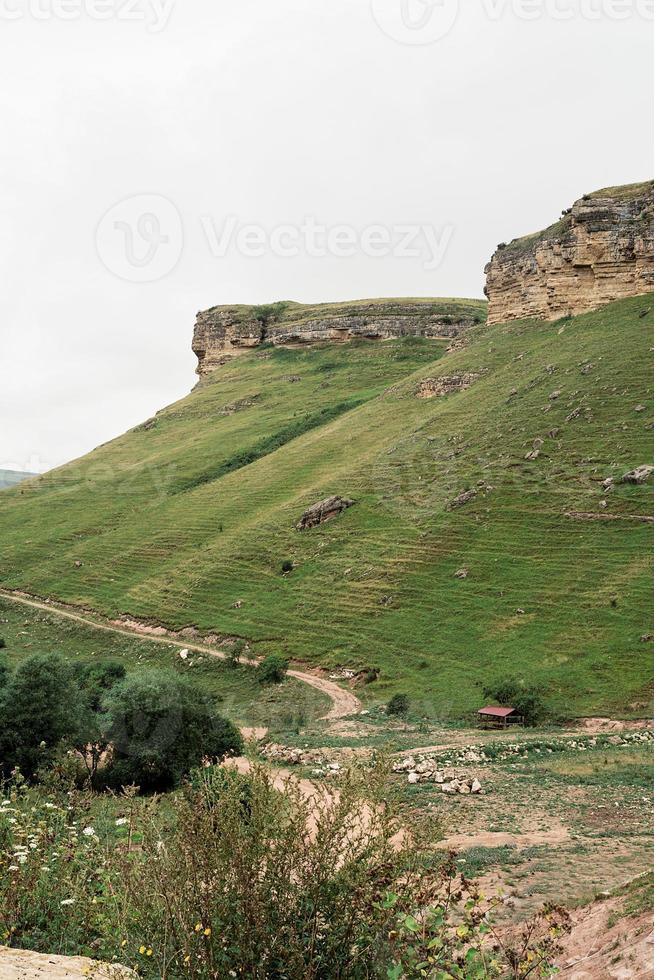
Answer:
[[485, 181, 654, 325], [297, 496, 354, 531], [192, 299, 485, 376], [0, 948, 134, 979]]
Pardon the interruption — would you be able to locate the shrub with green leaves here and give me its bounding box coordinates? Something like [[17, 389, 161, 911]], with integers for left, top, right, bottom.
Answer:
[[0, 766, 569, 977], [256, 654, 289, 686], [387, 693, 411, 717], [0, 653, 80, 779], [103, 669, 243, 792]]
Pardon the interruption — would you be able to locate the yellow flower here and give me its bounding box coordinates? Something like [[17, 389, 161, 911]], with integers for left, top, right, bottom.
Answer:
[[194, 923, 202, 933], [139, 946, 146, 955], [184, 955, 190, 964], [203, 928, 211, 937], [121, 940, 128, 948], [146, 949, 153, 957]]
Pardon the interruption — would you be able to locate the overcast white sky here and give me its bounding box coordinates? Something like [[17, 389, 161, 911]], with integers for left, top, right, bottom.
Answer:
[[1, 0, 652, 472]]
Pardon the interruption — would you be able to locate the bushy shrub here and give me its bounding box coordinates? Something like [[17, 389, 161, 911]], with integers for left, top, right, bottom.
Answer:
[[256, 654, 289, 686], [0, 767, 569, 977], [0, 653, 80, 779], [387, 693, 411, 717], [103, 670, 243, 792]]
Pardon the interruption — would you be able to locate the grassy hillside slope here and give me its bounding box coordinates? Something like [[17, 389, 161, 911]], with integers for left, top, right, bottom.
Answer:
[[1, 296, 653, 718]]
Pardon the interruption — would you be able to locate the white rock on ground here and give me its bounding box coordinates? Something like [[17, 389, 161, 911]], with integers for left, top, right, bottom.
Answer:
[[0, 948, 135, 979]]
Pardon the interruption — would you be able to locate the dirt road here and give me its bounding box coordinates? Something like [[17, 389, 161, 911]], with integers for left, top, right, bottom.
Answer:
[[0, 589, 361, 723]]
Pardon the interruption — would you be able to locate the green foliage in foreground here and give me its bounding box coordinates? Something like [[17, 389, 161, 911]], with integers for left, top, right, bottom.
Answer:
[[0, 653, 79, 778], [103, 670, 243, 792], [0, 766, 568, 978], [0, 652, 241, 790], [1, 297, 654, 717]]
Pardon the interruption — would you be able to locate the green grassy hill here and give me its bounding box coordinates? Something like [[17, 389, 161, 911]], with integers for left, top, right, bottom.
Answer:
[[1, 296, 653, 719], [0, 469, 38, 490]]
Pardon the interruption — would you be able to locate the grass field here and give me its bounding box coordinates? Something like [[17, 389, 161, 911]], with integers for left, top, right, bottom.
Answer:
[[1, 295, 653, 719]]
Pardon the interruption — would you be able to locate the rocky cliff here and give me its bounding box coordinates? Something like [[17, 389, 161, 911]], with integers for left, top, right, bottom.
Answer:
[[485, 181, 654, 325], [192, 298, 485, 376]]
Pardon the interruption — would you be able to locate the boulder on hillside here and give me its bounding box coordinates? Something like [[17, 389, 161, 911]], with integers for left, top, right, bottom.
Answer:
[[297, 495, 355, 531], [622, 465, 654, 485]]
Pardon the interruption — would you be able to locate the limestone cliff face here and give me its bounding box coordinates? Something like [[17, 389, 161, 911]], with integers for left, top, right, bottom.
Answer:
[[485, 182, 654, 325], [192, 299, 485, 377]]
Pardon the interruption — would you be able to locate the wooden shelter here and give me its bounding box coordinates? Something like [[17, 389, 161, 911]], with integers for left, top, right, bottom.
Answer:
[[477, 706, 523, 729]]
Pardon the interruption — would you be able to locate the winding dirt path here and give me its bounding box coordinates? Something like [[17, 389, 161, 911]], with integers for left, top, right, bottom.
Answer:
[[0, 589, 361, 723]]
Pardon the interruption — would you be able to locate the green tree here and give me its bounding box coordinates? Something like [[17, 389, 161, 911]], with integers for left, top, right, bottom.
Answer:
[[103, 670, 243, 792], [256, 654, 289, 685], [0, 653, 80, 779]]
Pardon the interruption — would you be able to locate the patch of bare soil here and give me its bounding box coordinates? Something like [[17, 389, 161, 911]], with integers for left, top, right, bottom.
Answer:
[[576, 717, 654, 733], [557, 896, 654, 979], [439, 824, 569, 852]]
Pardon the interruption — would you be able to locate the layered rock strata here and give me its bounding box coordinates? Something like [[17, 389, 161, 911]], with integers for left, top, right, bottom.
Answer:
[[485, 182, 654, 325], [192, 299, 485, 376]]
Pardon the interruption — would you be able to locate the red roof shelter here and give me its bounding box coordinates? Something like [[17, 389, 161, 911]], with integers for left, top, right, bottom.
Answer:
[[477, 706, 523, 729]]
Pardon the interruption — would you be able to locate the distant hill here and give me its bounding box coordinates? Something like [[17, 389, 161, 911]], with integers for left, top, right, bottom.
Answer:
[[0, 469, 38, 490], [1, 295, 653, 718]]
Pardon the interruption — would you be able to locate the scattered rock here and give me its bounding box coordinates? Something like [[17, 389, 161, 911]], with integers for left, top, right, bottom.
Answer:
[[418, 373, 480, 399], [297, 496, 355, 531], [524, 450, 540, 461], [640, 634, 653, 644], [635, 404, 646, 413], [232, 600, 244, 609], [179, 649, 189, 660], [549, 390, 562, 401], [447, 488, 477, 510], [622, 465, 654, 485], [73, 560, 83, 568], [455, 568, 469, 580]]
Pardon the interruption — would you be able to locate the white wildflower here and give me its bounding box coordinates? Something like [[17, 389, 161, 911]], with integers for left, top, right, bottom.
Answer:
[[60, 899, 75, 907], [8, 865, 19, 872], [82, 826, 96, 838], [115, 818, 128, 827]]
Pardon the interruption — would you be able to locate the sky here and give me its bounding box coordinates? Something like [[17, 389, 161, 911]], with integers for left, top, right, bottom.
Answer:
[[1, 0, 652, 472]]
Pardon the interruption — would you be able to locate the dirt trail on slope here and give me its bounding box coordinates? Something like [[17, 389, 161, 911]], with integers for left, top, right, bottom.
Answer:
[[0, 590, 361, 723]]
